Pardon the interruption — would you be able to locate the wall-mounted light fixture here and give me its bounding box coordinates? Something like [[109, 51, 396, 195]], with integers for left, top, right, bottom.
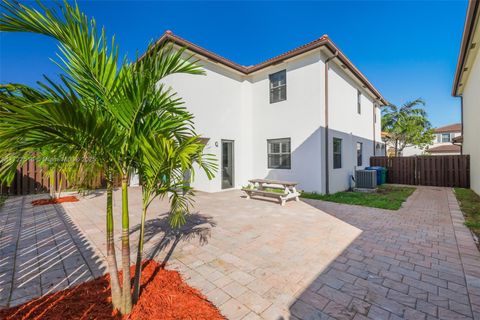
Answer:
[[215, 141, 219, 147]]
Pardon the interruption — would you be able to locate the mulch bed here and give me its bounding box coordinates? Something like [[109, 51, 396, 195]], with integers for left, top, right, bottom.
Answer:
[[31, 196, 79, 206], [0, 260, 225, 320]]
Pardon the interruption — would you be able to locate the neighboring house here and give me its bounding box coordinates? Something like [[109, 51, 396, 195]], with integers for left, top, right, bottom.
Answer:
[[453, 0, 480, 195], [382, 123, 461, 156], [150, 31, 387, 194], [425, 123, 462, 155]]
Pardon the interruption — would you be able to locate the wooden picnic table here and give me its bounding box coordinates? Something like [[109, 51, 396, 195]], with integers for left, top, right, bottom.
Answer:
[[243, 179, 300, 206]]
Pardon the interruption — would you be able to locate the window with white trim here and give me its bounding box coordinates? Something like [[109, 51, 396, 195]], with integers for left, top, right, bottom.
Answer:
[[333, 138, 342, 169], [441, 133, 451, 143], [357, 90, 362, 114], [357, 142, 363, 166], [269, 70, 286, 103], [267, 138, 291, 169]]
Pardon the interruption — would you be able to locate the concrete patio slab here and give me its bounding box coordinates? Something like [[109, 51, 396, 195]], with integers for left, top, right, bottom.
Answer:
[[1, 186, 479, 320]]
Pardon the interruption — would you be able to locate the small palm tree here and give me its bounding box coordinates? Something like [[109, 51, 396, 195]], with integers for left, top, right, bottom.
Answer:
[[0, 0, 216, 315]]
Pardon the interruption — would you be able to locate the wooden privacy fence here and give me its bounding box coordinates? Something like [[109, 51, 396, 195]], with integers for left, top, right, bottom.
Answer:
[[370, 155, 470, 188], [0, 160, 120, 195]]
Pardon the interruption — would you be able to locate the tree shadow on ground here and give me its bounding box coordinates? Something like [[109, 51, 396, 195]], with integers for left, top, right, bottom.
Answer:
[[130, 212, 216, 267], [0, 195, 106, 314]]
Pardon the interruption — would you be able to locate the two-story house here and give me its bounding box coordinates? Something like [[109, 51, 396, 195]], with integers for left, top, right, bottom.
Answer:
[[426, 123, 462, 155], [151, 31, 387, 194]]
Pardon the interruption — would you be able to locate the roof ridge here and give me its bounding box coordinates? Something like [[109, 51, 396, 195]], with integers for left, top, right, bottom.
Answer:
[[248, 34, 329, 69], [146, 30, 387, 105]]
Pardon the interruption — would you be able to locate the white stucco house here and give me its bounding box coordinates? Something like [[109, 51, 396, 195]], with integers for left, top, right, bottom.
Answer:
[[453, 0, 480, 195], [151, 31, 387, 194]]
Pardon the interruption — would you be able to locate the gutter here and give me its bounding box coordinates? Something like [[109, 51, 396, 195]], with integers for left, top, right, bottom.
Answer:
[[373, 102, 377, 156], [143, 31, 388, 105], [460, 96, 464, 155], [324, 51, 338, 195], [452, 0, 479, 96]]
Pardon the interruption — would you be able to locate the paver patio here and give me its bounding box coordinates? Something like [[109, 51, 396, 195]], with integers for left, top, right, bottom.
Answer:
[[1, 186, 479, 320]]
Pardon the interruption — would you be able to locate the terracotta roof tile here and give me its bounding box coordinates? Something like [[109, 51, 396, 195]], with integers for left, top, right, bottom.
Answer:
[[426, 144, 461, 153], [434, 123, 461, 133], [143, 31, 388, 105]]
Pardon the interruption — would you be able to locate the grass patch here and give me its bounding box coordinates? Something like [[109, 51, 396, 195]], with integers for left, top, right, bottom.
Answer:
[[454, 188, 480, 239], [301, 185, 416, 210], [0, 195, 6, 208]]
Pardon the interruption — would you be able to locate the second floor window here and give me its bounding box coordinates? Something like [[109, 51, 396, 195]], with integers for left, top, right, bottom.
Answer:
[[333, 138, 342, 169], [441, 133, 451, 143], [268, 138, 291, 169], [269, 70, 286, 103], [357, 90, 362, 114]]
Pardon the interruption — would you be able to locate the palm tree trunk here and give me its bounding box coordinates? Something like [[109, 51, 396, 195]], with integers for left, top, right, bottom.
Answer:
[[132, 191, 148, 304], [57, 175, 63, 199], [121, 175, 132, 314], [106, 179, 122, 311], [50, 171, 55, 199]]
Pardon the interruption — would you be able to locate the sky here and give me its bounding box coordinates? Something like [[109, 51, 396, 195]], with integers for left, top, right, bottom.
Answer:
[[0, 0, 468, 127]]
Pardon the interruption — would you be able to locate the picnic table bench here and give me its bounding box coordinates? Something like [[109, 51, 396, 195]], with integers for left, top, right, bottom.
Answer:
[[242, 179, 300, 206]]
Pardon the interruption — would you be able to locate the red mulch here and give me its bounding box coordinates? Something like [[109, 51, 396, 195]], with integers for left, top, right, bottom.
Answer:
[[0, 260, 225, 320], [31, 196, 79, 206]]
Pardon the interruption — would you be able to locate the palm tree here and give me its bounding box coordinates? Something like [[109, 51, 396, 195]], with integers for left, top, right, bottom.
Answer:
[[382, 98, 434, 156], [0, 0, 216, 314], [132, 133, 216, 302]]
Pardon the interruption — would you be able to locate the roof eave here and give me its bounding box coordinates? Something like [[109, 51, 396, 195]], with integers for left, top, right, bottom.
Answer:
[[144, 31, 388, 105], [452, 0, 480, 97]]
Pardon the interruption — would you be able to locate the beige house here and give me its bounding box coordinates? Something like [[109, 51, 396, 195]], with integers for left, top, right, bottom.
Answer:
[[425, 123, 462, 155], [453, 0, 480, 194]]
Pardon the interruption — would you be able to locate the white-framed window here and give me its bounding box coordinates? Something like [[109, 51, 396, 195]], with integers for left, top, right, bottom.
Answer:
[[441, 133, 451, 143], [357, 142, 363, 166], [333, 138, 342, 169], [269, 70, 286, 103], [357, 90, 361, 114], [267, 138, 291, 169]]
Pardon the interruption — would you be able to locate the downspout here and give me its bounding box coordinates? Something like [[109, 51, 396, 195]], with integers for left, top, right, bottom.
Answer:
[[373, 103, 376, 156], [460, 96, 464, 155], [452, 98, 463, 152], [324, 50, 338, 195]]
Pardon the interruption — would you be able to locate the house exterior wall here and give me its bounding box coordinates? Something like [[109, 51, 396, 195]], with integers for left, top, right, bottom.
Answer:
[[327, 63, 378, 193], [160, 60, 251, 192], [462, 47, 480, 194], [401, 146, 425, 156], [249, 52, 324, 193], [159, 50, 382, 193]]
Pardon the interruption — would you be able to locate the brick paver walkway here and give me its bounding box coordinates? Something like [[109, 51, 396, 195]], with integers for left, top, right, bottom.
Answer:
[[299, 187, 480, 320], [0, 195, 105, 308], [1, 186, 479, 320]]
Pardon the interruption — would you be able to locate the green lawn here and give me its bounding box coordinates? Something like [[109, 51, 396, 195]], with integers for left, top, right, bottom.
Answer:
[[454, 188, 480, 240], [301, 185, 416, 210]]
